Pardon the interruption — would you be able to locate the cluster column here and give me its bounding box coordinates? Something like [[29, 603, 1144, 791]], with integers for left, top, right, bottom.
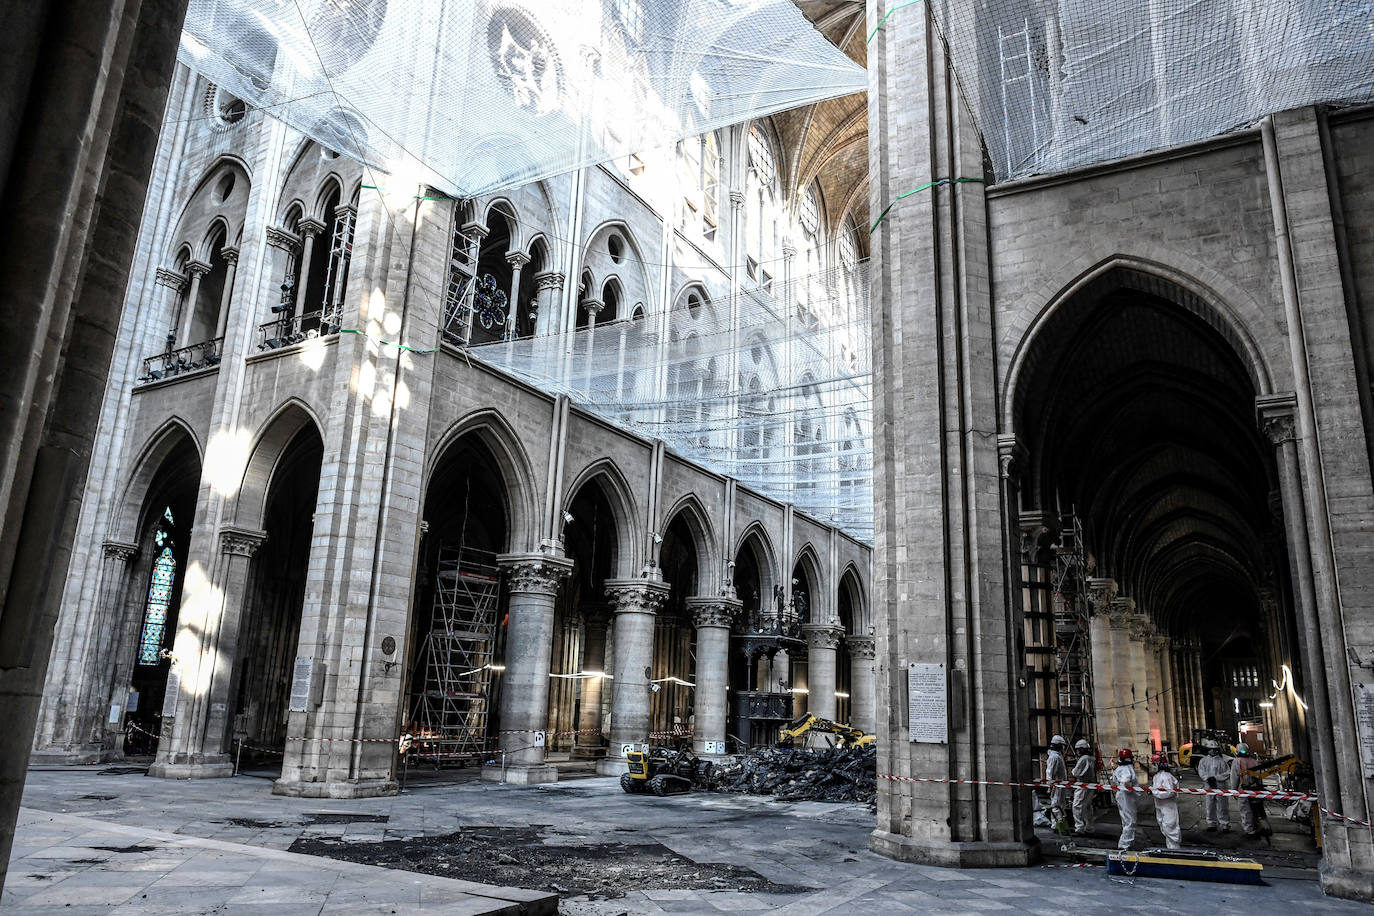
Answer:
[[1085, 577, 1118, 743], [1127, 613, 1153, 751], [686, 597, 741, 756], [597, 579, 670, 775], [848, 636, 876, 734], [802, 624, 845, 722], [481, 554, 572, 785], [1106, 599, 1136, 750]]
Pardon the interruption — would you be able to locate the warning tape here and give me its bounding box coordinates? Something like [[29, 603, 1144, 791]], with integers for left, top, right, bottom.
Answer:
[[877, 773, 1374, 829]]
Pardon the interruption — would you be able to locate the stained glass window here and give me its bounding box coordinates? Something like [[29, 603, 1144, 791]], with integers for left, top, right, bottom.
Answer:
[[138, 546, 175, 666]]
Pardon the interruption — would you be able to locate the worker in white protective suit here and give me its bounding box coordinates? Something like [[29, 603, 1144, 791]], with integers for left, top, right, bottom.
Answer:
[[1113, 748, 1141, 850], [1150, 752, 1183, 849], [1197, 740, 1232, 832], [1231, 745, 1260, 836], [1045, 735, 1069, 830], [1071, 738, 1097, 835]]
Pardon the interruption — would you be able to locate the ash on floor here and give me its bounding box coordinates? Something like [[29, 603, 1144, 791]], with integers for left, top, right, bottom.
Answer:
[[288, 825, 812, 900]]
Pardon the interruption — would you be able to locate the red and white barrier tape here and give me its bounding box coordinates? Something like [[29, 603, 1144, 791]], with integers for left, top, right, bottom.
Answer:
[[877, 773, 1374, 828]]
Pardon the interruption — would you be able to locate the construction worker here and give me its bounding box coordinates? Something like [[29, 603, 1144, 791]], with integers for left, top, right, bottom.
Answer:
[[1197, 740, 1231, 832], [1046, 735, 1069, 829], [1071, 738, 1097, 835], [1151, 752, 1183, 849], [1231, 745, 1260, 836], [1113, 748, 1140, 850]]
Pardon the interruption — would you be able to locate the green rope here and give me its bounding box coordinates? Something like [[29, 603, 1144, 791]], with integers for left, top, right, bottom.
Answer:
[[869, 177, 985, 234], [340, 327, 439, 355], [360, 184, 449, 202], [868, 0, 924, 44]]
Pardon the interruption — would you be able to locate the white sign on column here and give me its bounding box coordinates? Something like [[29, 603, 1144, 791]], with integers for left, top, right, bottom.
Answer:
[[908, 662, 947, 744]]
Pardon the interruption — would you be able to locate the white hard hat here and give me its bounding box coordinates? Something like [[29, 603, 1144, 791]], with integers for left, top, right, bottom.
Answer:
[[1050, 734, 1066, 747], [1075, 739, 1091, 751]]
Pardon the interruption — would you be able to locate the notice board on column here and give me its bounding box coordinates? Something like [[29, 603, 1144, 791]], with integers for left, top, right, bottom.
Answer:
[[289, 657, 314, 713], [1356, 683, 1374, 777], [908, 662, 947, 744]]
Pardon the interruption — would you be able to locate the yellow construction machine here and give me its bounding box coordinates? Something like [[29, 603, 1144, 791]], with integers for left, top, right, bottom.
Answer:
[[777, 713, 875, 750]]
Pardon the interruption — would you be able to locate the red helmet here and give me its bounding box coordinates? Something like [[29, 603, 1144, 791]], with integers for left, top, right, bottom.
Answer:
[[1118, 748, 1134, 762], [1151, 751, 1170, 767]]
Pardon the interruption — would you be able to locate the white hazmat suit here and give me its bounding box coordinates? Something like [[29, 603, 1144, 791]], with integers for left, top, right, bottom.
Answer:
[[1197, 751, 1231, 829], [1072, 752, 1096, 834], [1046, 747, 1069, 826], [1113, 762, 1140, 850], [1231, 754, 1259, 835], [1152, 768, 1183, 849]]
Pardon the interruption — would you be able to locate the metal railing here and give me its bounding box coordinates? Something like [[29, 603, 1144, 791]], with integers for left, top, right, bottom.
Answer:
[[257, 310, 339, 351], [138, 337, 223, 384]]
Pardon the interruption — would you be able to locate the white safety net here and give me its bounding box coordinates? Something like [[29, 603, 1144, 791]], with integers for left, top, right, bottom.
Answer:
[[916, 0, 1374, 181], [468, 263, 874, 543], [178, 0, 866, 197]]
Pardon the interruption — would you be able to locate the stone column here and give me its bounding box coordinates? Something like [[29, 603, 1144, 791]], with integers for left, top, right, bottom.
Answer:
[[1152, 635, 1176, 750], [580, 298, 603, 393], [1086, 577, 1118, 743], [686, 596, 741, 757], [176, 260, 210, 345], [294, 218, 325, 313], [597, 578, 669, 776], [572, 607, 610, 759], [1127, 614, 1153, 751], [480, 554, 572, 785], [533, 271, 564, 337], [504, 250, 529, 339], [149, 525, 265, 779], [848, 636, 876, 734], [1146, 633, 1168, 750], [154, 266, 188, 337], [212, 247, 239, 342], [1106, 599, 1135, 750], [802, 624, 845, 722]]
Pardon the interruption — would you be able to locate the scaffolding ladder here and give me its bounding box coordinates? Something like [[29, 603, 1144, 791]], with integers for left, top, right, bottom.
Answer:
[[441, 222, 479, 346], [408, 545, 500, 765], [1053, 512, 1096, 747]]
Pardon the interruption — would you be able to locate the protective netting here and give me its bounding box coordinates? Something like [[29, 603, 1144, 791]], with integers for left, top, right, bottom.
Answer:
[[468, 263, 874, 543], [178, 0, 866, 197], [920, 0, 1374, 181]]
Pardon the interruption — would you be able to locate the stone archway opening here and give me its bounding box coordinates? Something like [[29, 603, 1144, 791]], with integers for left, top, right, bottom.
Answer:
[[1009, 269, 1310, 838], [406, 434, 510, 767], [119, 436, 202, 759], [652, 511, 699, 741], [229, 423, 323, 775], [553, 477, 621, 760]]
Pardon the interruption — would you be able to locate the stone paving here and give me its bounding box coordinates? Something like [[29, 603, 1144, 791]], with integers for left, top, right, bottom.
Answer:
[[5, 765, 1368, 914]]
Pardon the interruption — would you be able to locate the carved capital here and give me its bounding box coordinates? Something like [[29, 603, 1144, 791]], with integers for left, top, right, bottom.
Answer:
[[499, 554, 573, 595], [581, 297, 604, 316], [184, 259, 212, 279], [1256, 393, 1298, 446], [802, 623, 846, 651], [534, 271, 565, 293], [997, 434, 1027, 481], [1147, 633, 1169, 651], [266, 226, 302, 253], [297, 217, 327, 238], [461, 220, 490, 241], [781, 243, 797, 260], [1107, 597, 1135, 627], [1085, 577, 1118, 615], [220, 247, 240, 265], [1128, 613, 1154, 641], [686, 597, 742, 629], [506, 250, 531, 269], [729, 190, 746, 209], [155, 267, 188, 291], [604, 578, 670, 616], [220, 526, 267, 557], [848, 636, 875, 660], [332, 204, 357, 220], [101, 541, 138, 564]]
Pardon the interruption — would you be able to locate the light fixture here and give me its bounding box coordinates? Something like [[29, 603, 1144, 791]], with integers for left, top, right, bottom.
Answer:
[[653, 532, 663, 543], [1259, 701, 1274, 708], [563, 510, 574, 524]]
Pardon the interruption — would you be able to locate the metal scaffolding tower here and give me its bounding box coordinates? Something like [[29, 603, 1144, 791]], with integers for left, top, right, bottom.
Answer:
[[408, 545, 500, 765], [1053, 512, 1096, 746]]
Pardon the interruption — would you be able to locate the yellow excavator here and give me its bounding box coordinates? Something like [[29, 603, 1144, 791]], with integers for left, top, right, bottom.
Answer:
[[777, 713, 875, 750]]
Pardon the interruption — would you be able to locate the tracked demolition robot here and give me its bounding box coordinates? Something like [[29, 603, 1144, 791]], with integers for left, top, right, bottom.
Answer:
[[621, 746, 715, 796]]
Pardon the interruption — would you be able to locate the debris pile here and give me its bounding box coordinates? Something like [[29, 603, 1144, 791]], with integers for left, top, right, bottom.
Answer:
[[712, 745, 876, 804]]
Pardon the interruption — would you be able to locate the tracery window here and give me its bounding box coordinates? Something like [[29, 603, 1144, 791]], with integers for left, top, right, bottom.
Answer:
[[838, 225, 856, 271], [748, 124, 776, 189], [614, 0, 645, 44], [799, 185, 819, 236], [138, 508, 177, 666]]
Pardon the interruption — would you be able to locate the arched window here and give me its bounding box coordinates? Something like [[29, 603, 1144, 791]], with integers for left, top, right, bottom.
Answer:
[[799, 185, 819, 237], [838, 223, 857, 272], [678, 132, 721, 239], [138, 508, 177, 666], [748, 124, 776, 190]]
